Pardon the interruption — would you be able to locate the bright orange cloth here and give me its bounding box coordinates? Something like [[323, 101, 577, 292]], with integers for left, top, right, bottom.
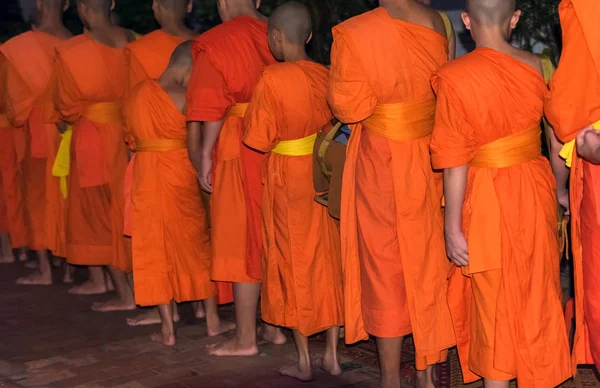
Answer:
[[432, 48, 571, 386], [2, 31, 66, 255], [123, 80, 219, 305], [244, 61, 343, 336], [186, 16, 276, 282], [124, 30, 184, 92], [327, 7, 455, 369], [0, 50, 27, 248], [55, 34, 130, 271], [545, 0, 600, 370]]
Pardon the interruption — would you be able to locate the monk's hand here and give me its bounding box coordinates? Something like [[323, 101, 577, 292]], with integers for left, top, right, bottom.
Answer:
[[445, 230, 469, 267], [199, 154, 213, 193], [576, 126, 600, 164], [557, 188, 570, 215]]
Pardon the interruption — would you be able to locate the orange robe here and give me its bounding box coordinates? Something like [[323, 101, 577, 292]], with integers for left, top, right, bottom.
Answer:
[[244, 61, 344, 335], [186, 16, 276, 282], [327, 7, 455, 369], [545, 0, 600, 370], [2, 31, 66, 257], [0, 48, 27, 248], [431, 48, 571, 386], [123, 80, 215, 306], [124, 30, 184, 92], [54, 34, 130, 271]]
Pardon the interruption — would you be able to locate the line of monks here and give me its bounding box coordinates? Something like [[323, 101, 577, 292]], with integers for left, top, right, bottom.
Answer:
[[0, 0, 599, 387]]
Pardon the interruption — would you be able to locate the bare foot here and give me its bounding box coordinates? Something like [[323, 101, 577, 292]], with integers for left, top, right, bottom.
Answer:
[[150, 332, 176, 347], [194, 302, 206, 319], [0, 255, 15, 263], [92, 299, 136, 312], [106, 276, 115, 292], [18, 251, 27, 262], [16, 272, 52, 286], [314, 356, 342, 376], [207, 320, 236, 337], [258, 325, 287, 345], [51, 257, 61, 267], [127, 308, 180, 326], [205, 337, 259, 357], [68, 280, 108, 295], [279, 363, 314, 382], [24, 260, 38, 269], [63, 266, 75, 284]]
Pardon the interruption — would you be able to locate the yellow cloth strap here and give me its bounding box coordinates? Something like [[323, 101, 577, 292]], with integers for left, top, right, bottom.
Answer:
[[0, 113, 10, 128], [363, 99, 435, 141], [135, 139, 187, 152], [272, 133, 318, 156], [82, 102, 122, 124], [52, 126, 73, 199], [471, 127, 541, 168], [560, 120, 600, 168], [226, 103, 249, 119], [438, 12, 452, 41]]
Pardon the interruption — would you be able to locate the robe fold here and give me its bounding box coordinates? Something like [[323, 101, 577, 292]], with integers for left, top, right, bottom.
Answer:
[[432, 48, 571, 386], [186, 16, 276, 282], [55, 34, 130, 271], [545, 0, 600, 370], [0, 50, 27, 248], [327, 7, 455, 369], [2, 31, 66, 256], [124, 80, 216, 306], [244, 61, 343, 336]]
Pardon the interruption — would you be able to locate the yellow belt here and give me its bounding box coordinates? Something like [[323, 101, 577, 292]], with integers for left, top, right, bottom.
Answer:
[[471, 127, 541, 168], [560, 120, 600, 168], [82, 102, 122, 124], [0, 113, 10, 128], [52, 126, 73, 199], [272, 133, 317, 156], [135, 139, 187, 152], [363, 99, 435, 141], [226, 103, 249, 119]]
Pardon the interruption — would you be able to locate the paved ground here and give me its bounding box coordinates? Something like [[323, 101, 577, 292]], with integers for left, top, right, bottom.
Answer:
[[0, 261, 598, 388]]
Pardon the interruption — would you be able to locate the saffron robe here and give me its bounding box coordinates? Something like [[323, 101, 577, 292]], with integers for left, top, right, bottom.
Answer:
[[186, 16, 276, 282], [244, 61, 344, 336], [54, 34, 130, 271], [2, 31, 66, 256], [545, 0, 600, 371], [327, 7, 455, 369], [432, 48, 571, 386]]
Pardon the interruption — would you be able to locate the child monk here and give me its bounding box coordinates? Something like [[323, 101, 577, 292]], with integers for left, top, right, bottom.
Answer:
[[430, 0, 571, 386], [243, 1, 343, 381], [123, 41, 234, 346], [1, 0, 72, 285], [54, 0, 136, 310]]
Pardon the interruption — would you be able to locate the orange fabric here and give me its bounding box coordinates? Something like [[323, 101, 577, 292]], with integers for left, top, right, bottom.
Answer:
[[0, 171, 7, 234], [328, 7, 455, 369], [124, 30, 184, 92], [186, 16, 276, 283], [431, 48, 571, 386], [363, 99, 435, 140], [244, 61, 343, 336], [2, 31, 67, 252], [123, 80, 225, 305], [545, 0, 600, 370], [55, 34, 130, 271]]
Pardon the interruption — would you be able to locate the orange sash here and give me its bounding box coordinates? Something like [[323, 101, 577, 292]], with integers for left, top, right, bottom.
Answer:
[[226, 102, 249, 119], [135, 139, 186, 152], [363, 99, 435, 141], [471, 127, 541, 168]]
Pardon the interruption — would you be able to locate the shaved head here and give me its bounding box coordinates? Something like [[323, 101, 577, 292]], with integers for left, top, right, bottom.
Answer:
[[217, 0, 261, 22], [466, 0, 516, 25], [268, 1, 312, 45], [158, 0, 189, 13], [44, 0, 68, 9], [168, 40, 193, 68], [78, 0, 111, 11]]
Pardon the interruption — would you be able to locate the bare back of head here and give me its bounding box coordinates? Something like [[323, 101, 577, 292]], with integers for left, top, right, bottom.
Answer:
[[159, 40, 193, 112], [77, 0, 135, 48], [217, 0, 264, 22], [153, 0, 196, 40], [379, 0, 447, 38], [34, 0, 72, 39], [267, 1, 312, 61]]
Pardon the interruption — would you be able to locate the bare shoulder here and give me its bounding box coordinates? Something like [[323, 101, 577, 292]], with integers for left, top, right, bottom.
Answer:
[[387, 3, 447, 37], [117, 27, 137, 44], [162, 84, 186, 114], [509, 47, 543, 75]]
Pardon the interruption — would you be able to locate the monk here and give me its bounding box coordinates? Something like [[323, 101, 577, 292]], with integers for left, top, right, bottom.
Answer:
[[243, 1, 343, 381], [431, 0, 572, 386], [186, 0, 285, 356], [54, 0, 136, 310], [327, 1, 456, 387], [123, 41, 233, 346], [545, 0, 600, 371]]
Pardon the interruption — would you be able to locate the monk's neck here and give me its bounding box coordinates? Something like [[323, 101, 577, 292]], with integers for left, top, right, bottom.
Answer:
[[161, 24, 194, 39], [228, 9, 267, 23], [282, 47, 310, 63], [473, 27, 512, 51], [86, 14, 114, 30], [35, 10, 65, 33]]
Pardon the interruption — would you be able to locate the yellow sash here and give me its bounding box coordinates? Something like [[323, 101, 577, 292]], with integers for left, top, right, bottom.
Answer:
[[135, 139, 187, 152], [52, 126, 73, 199], [82, 102, 122, 124], [0, 113, 10, 128], [272, 133, 317, 156], [226, 103, 249, 119], [363, 99, 436, 141], [471, 127, 542, 168], [560, 120, 600, 167]]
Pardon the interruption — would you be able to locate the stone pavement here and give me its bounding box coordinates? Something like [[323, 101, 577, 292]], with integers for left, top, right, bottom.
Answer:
[[0, 262, 598, 388]]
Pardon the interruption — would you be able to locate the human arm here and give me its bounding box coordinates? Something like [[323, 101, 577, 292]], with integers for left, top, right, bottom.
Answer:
[[548, 128, 570, 213], [443, 165, 469, 267], [576, 126, 600, 164]]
